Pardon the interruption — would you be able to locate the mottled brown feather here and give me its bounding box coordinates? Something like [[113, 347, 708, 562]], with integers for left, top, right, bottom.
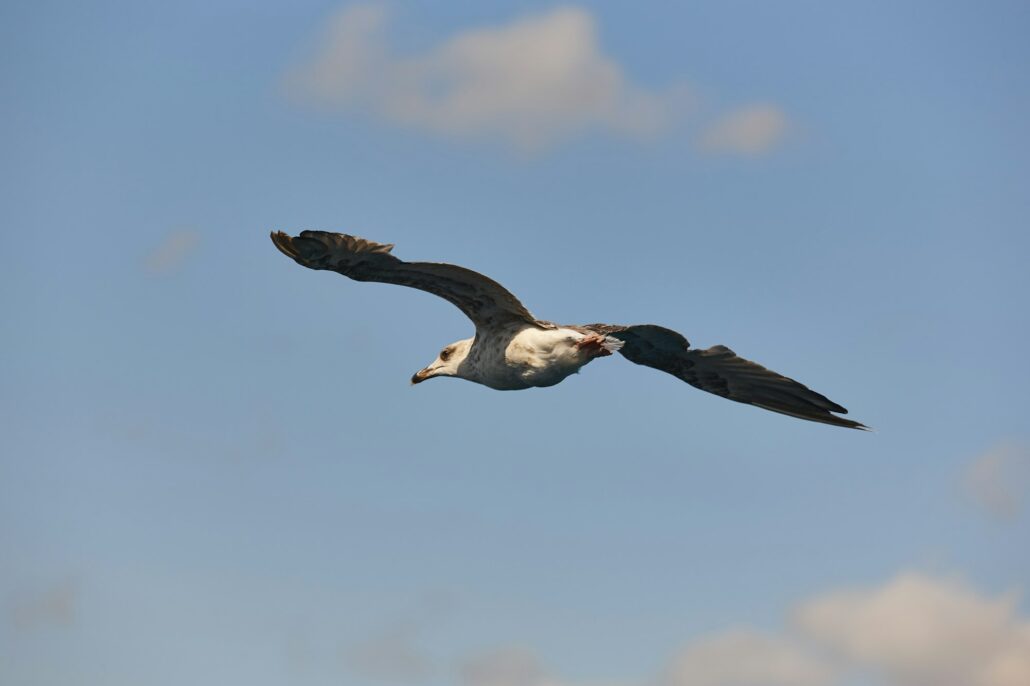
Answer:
[[271, 230, 537, 330], [579, 323, 867, 429], [271, 230, 864, 429]]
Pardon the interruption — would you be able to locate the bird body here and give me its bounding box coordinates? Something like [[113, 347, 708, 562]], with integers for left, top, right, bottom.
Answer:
[[271, 230, 867, 429], [434, 325, 623, 391]]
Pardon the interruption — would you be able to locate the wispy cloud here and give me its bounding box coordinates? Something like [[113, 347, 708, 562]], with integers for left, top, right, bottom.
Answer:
[[285, 3, 683, 151], [964, 441, 1030, 520], [144, 229, 200, 275], [461, 647, 547, 686], [8, 581, 77, 632], [343, 624, 433, 682], [664, 631, 833, 686], [699, 104, 788, 155], [342, 592, 454, 682], [460, 646, 629, 686]]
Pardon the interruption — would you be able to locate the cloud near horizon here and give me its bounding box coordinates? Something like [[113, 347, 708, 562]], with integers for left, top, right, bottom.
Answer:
[[794, 573, 1030, 686], [461, 646, 629, 686], [452, 572, 1030, 686], [665, 631, 832, 686], [343, 623, 433, 682], [285, 3, 684, 151]]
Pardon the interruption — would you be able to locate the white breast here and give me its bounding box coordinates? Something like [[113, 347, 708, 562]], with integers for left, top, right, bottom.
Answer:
[[500, 327, 593, 389]]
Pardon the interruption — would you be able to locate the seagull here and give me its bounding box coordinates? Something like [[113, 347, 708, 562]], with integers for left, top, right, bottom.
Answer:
[[271, 230, 866, 429]]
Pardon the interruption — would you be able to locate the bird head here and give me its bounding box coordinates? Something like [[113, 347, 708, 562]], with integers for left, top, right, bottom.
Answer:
[[411, 338, 473, 384]]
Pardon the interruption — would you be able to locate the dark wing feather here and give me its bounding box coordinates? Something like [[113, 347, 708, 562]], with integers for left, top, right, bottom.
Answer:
[[271, 231, 537, 330], [581, 323, 867, 429]]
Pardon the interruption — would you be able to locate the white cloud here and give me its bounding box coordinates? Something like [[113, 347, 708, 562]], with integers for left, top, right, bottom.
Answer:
[[286, 4, 682, 150], [664, 630, 833, 686], [452, 574, 1030, 686], [699, 104, 787, 155], [795, 572, 1030, 686], [964, 441, 1030, 519]]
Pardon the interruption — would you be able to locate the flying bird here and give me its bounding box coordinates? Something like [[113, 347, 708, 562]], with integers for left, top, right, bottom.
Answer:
[[272, 231, 866, 429]]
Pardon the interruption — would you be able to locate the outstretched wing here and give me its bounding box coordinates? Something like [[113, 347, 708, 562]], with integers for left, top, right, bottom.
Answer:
[[582, 323, 867, 429], [271, 231, 538, 330]]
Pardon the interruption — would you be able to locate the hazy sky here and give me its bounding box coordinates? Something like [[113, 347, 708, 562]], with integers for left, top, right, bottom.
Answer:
[[2, 2, 1029, 685]]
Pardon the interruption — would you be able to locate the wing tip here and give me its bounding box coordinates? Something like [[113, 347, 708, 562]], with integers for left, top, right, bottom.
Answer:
[[271, 230, 394, 270], [270, 230, 298, 259], [752, 402, 870, 430], [839, 418, 872, 431], [296, 230, 396, 255], [273, 230, 399, 267]]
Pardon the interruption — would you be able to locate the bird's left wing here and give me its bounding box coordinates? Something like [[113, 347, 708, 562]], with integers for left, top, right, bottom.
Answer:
[[581, 323, 867, 429], [272, 231, 538, 330]]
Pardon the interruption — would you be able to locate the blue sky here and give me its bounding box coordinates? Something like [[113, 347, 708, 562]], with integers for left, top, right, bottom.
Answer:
[[2, 2, 1029, 685]]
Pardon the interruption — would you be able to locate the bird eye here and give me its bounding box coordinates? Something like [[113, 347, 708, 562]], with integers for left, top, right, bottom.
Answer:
[[440, 348, 451, 361]]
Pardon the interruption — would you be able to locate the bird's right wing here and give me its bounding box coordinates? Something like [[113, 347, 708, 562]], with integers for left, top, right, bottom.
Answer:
[[271, 231, 538, 330], [581, 323, 867, 429]]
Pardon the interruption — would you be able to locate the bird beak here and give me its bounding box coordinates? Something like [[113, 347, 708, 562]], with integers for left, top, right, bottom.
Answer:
[[411, 367, 432, 385]]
